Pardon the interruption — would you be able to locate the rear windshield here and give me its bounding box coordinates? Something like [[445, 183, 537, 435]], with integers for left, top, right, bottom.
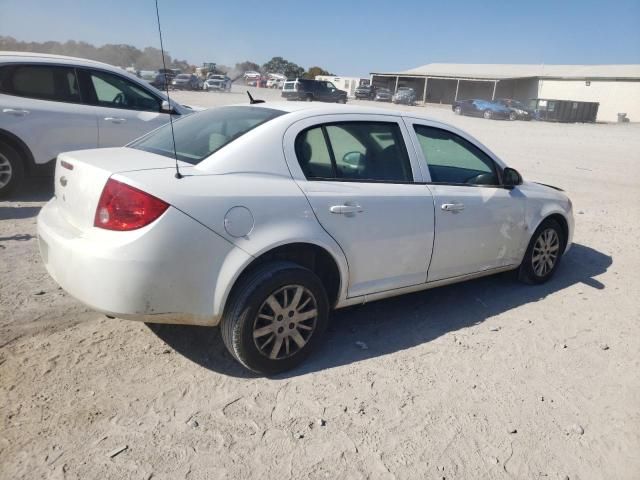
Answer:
[[130, 106, 285, 164]]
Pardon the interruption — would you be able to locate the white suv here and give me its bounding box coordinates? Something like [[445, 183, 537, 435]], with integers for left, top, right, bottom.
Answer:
[[0, 52, 193, 197]]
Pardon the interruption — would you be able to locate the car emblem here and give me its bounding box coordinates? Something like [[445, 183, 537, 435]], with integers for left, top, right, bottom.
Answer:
[[59, 176, 68, 187]]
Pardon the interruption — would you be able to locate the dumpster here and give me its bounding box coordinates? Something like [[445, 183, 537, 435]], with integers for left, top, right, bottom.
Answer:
[[532, 99, 599, 123]]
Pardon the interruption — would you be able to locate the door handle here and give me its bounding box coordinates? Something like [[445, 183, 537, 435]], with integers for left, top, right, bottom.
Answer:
[[329, 204, 364, 215], [3, 108, 29, 116], [104, 117, 126, 124], [441, 202, 465, 212]]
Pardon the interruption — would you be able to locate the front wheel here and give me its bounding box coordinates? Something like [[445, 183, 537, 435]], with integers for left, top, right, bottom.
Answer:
[[483, 109, 493, 119], [518, 218, 565, 284], [221, 262, 329, 374], [337, 97, 346, 104], [305, 95, 313, 102], [509, 111, 518, 121]]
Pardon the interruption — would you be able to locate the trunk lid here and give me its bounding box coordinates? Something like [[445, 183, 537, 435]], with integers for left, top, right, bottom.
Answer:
[[53, 147, 180, 230]]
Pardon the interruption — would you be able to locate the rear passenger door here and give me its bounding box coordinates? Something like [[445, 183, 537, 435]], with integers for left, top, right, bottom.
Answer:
[[0, 64, 98, 164], [78, 69, 170, 147], [284, 115, 435, 298]]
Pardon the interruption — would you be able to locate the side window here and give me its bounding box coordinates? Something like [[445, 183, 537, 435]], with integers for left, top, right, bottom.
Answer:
[[295, 122, 413, 182], [414, 125, 499, 186], [295, 127, 334, 178], [0, 65, 80, 103], [84, 70, 160, 112]]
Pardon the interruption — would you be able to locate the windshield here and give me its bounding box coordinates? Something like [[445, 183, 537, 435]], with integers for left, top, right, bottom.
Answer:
[[176, 74, 190, 79], [130, 106, 285, 164]]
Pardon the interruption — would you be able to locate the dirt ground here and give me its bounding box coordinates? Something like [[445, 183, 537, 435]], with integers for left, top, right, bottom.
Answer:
[[1, 86, 639, 479]]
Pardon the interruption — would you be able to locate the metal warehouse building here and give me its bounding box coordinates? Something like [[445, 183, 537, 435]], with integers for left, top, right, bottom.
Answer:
[[370, 64, 640, 122]]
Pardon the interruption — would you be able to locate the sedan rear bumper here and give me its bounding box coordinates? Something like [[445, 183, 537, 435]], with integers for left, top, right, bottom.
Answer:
[[37, 199, 248, 326]]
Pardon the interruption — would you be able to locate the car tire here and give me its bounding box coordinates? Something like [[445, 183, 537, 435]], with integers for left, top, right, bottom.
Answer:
[[454, 106, 462, 115], [518, 218, 565, 284], [337, 97, 346, 104], [509, 111, 518, 121], [305, 95, 313, 102], [0, 142, 25, 199], [221, 261, 329, 375], [483, 110, 493, 119]]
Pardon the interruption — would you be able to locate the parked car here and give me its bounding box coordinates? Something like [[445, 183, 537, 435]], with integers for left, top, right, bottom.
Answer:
[[37, 103, 574, 374], [374, 88, 393, 102], [0, 51, 194, 197], [453, 99, 513, 120], [494, 98, 535, 120], [354, 85, 376, 100], [392, 87, 417, 105], [266, 78, 285, 89], [203, 74, 232, 92], [281, 79, 347, 103], [171, 74, 200, 91], [150, 72, 172, 90]]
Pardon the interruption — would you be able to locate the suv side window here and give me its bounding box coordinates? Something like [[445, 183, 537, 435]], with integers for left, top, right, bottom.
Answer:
[[80, 69, 161, 112], [0, 64, 80, 103], [295, 122, 413, 182], [414, 125, 499, 186]]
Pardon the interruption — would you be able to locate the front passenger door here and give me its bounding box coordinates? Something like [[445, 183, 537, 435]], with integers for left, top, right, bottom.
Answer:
[[409, 123, 526, 281], [79, 69, 171, 146]]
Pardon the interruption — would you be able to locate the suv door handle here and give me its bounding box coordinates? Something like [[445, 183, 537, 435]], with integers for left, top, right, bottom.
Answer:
[[329, 204, 364, 215], [3, 108, 30, 116], [441, 202, 465, 212], [104, 117, 126, 124]]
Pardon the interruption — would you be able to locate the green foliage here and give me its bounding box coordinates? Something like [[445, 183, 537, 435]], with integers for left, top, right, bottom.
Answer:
[[262, 56, 305, 79], [304, 66, 333, 79]]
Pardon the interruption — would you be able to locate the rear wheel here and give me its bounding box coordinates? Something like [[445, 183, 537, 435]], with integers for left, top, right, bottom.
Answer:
[[454, 106, 462, 115], [509, 111, 518, 121], [0, 142, 25, 198], [518, 218, 565, 284], [483, 109, 493, 119], [305, 95, 313, 102], [221, 261, 329, 375]]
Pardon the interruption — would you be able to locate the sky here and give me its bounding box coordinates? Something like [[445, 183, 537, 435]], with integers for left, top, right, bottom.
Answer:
[[1, 0, 639, 76]]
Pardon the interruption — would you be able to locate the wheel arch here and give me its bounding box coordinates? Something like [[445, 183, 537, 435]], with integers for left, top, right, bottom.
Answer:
[[216, 241, 348, 321], [0, 128, 35, 174], [531, 211, 570, 253]]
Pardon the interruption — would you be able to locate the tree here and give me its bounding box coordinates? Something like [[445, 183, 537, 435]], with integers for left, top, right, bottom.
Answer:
[[305, 66, 333, 79], [262, 56, 304, 79]]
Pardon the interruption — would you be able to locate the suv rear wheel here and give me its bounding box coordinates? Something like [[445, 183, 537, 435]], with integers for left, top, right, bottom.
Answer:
[[221, 261, 329, 375], [0, 142, 25, 198]]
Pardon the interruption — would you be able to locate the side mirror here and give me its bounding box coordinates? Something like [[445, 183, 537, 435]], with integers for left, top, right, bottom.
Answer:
[[503, 167, 522, 188], [160, 100, 175, 114]]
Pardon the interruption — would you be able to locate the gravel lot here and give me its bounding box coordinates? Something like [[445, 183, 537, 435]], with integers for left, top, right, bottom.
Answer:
[[1, 86, 639, 479]]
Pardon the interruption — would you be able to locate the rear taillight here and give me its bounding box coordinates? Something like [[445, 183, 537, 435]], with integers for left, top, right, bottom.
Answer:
[[94, 179, 169, 231]]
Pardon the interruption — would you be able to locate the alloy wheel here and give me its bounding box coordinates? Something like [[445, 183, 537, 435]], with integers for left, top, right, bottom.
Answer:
[[531, 228, 560, 277], [252, 285, 318, 360], [0, 152, 13, 189]]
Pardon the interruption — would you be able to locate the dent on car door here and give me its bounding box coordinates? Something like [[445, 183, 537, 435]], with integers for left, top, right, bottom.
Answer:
[[0, 64, 98, 164], [408, 122, 526, 281], [79, 69, 170, 147], [286, 117, 435, 298]]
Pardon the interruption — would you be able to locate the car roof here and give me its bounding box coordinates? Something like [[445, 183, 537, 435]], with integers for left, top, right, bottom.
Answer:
[[0, 51, 120, 70], [226, 101, 442, 120]]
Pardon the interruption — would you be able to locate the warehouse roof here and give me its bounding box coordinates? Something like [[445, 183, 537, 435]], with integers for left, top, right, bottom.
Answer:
[[372, 63, 640, 80]]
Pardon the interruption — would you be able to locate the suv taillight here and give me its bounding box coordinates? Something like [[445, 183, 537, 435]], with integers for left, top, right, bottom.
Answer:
[[94, 179, 169, 231]]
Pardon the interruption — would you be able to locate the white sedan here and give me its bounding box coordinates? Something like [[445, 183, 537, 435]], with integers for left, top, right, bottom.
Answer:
[[37, 103, 574, 374]]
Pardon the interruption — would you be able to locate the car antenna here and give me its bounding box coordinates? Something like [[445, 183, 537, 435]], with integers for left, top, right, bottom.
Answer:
[[247, 91, 265, 104], [154, 0, 182, 179]]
